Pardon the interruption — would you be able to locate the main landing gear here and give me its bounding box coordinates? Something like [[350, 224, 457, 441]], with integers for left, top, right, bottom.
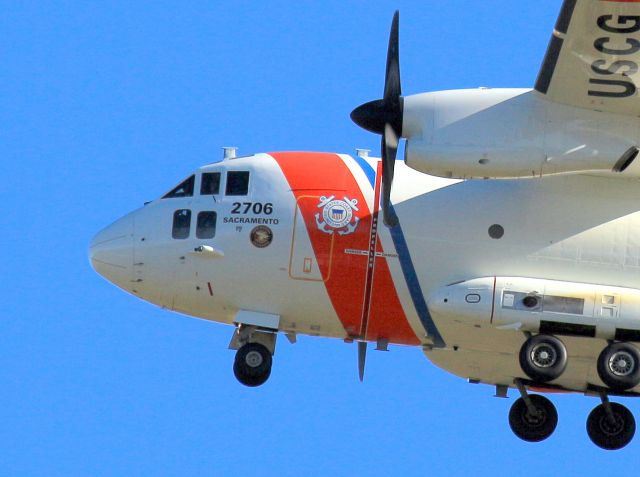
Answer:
[[509, 380, 558, 442], [597, 342, 640, 392], [509, 335, 640, 450], [229, 325, 276, 387], [587, 393, 636, 450], [507, 380, 636, 449], [519, 334, 567, 383]]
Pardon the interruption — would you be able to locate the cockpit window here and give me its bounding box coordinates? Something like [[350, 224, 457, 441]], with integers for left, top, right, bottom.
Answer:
[[196, 211, 217, 239], [225, 171, 250, 196], [172, 209, 191, 239], [163, 175, 195, 199], [201, 172, 221, 195]]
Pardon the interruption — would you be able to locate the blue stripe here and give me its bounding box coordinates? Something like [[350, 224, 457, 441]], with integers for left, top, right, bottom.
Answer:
[[349, 156, 445, 348], [352, 153, 376, 188]]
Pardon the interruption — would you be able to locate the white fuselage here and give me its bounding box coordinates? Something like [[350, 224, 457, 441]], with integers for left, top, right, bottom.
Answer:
[[90, 144, 640, 393]]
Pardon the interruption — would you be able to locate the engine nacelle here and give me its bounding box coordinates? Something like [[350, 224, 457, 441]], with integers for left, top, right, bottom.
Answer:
[[402, 88, 640, 179], [428, 277, 640, 341]]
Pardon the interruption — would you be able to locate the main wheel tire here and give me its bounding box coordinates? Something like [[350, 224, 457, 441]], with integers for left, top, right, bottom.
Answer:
[[519, 334, 567, 383], [597, 342, 640, 391], [587, 403, 636, 450], [508, 395, 558, 442], [233, 342, 272, 387]]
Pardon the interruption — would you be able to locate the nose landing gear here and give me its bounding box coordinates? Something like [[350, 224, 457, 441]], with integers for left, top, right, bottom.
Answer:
[[229, 324, 277, 387], [234, 342, 272, 387]]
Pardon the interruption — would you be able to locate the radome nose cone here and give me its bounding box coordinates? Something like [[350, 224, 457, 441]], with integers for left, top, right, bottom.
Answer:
[[89, 214, 134, 288]]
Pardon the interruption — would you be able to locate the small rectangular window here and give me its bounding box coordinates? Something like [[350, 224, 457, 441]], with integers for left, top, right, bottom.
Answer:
[[542, 295, 585, 315], [196, 211, 217, 239], [225, 171, 250, 196], [163, 175, 195, 199], [201, 172, 221, 195], [172, 209, 191, 239]]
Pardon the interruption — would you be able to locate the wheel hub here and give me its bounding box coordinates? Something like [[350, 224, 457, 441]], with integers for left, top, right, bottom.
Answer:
[[245, 350, 264, 368], [531, 343, 557, 368], [609, 351, 635, 377], [523, 408, 546, 427], [599, 414, 625, 436]]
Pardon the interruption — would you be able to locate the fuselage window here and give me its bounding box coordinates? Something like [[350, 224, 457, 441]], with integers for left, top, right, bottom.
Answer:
[[163, 175, 195, 199], [172, 209, 192, 239], [201, 172, 221, 195], [196, 211, 217, 239], [225, 171, 250, 196]]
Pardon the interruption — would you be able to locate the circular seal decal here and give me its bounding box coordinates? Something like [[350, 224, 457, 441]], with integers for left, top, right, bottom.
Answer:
[[250, 225, 273, 248], [322, 199, 354, 229]]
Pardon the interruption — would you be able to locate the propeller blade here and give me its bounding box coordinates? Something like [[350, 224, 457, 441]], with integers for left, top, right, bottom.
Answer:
[[382, 125, 399, 227], [350, 11, 404, 228], [358, 341, 367, 382], [383, 11, 402, 127]]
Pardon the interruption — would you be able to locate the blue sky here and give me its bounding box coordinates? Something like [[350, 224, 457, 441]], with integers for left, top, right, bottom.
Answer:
[[3, 0, 637, 475]]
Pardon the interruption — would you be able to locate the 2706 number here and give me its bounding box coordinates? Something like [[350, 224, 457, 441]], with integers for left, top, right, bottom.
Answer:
[[231, 202, 273, 215]]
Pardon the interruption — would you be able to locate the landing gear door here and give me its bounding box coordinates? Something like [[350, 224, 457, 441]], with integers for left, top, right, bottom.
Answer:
[[289, 195, 334, 281]]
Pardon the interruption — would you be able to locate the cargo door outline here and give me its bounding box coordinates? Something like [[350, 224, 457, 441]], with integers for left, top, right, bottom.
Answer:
[[289, 195, 335, 281]]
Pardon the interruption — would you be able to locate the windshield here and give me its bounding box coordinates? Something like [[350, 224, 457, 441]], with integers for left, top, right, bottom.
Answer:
[[162, 175, 195, 199]]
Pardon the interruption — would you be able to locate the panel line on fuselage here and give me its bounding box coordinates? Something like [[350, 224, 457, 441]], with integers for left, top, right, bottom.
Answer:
[[348, 156, 445, 348], [359, 161, 384, 339]]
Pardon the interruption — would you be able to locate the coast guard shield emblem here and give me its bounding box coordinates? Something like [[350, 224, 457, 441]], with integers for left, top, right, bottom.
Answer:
[[315, 195, 360, 235]]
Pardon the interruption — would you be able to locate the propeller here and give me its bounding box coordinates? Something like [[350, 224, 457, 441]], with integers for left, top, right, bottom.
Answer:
[[351, 11, 403, 227]]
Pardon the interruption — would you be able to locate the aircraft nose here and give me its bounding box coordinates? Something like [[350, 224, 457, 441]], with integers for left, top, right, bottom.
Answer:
[[89, 214, 134, 289]]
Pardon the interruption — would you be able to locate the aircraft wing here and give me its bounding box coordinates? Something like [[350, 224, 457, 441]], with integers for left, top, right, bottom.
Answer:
[[535, 0, 640, 115]]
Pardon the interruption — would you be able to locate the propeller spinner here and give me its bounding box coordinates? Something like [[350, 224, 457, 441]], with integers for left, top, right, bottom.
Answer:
[[350, 11, 403, 227]]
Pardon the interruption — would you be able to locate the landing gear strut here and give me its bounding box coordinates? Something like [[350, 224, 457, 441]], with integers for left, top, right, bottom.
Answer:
[[508, 379, 558, 442], [587, 392, 636, 450]]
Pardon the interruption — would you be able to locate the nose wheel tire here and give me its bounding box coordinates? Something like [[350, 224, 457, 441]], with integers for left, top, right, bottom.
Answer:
[[509, 394, 558, 442], [587, 402, 636, 450], [233, 342, 272, 387], [597, 342, 640, 391], [519, 334, 567, 383]]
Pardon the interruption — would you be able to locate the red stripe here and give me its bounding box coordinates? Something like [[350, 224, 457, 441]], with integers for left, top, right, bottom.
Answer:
[[272, 152, 371, 338], [528, 387, 573, 394], [271, 152, 419, 345]]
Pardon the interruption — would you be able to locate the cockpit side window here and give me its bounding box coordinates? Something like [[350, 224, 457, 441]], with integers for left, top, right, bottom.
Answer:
[[163, 175, 195, 199], [196, 211, 217, 239], [201, 172, 221, 195], [172, 209, 191, 239], [225, 171, 250, 196]]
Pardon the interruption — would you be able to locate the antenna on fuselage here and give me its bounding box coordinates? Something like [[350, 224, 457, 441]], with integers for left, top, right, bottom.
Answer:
[[358, 341, 367, 382], [222, 146, 237, 159]]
